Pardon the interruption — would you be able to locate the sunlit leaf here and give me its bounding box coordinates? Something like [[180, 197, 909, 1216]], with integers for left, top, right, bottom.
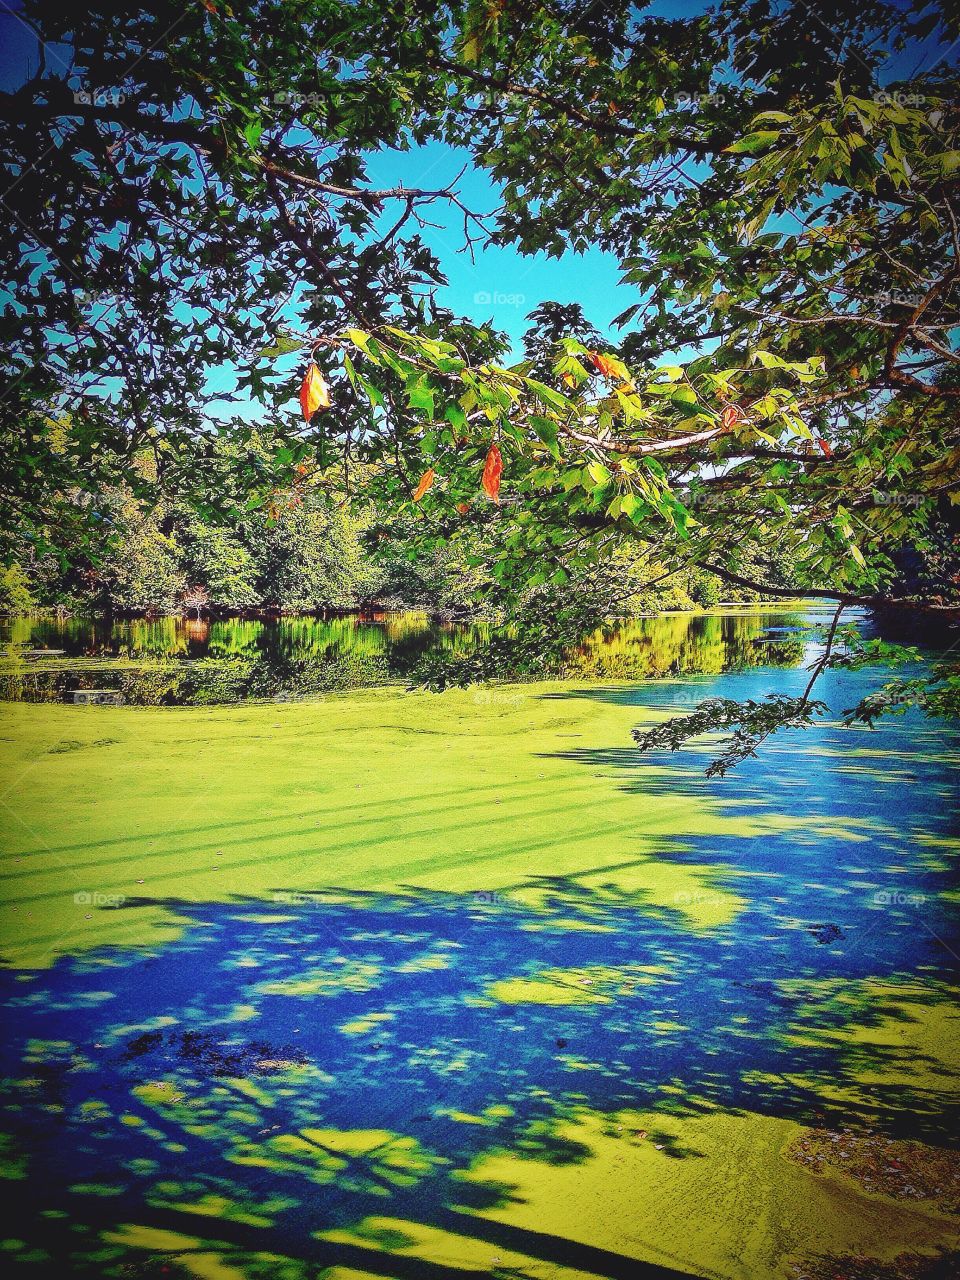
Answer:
[[299, 364, 331, 422]]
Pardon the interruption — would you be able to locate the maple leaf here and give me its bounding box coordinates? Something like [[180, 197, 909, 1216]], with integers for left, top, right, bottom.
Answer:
[[587, 351, 616, 378]]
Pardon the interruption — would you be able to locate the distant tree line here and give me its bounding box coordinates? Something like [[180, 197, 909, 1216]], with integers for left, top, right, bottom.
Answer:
[[0, 478, 799, 619]]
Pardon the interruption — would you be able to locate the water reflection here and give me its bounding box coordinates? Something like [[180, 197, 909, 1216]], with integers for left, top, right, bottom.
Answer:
[[0, 609, 808, 705]]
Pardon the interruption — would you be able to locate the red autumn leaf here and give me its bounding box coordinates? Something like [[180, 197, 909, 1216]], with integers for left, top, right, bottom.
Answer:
[[202, 0, 217, 12], [412, 468, 435, 502], [481, 443, 502, 502], [721, 404, 742, 430], [299, 364, 331, 422], [587, 351, 616, 378], [456, 501, 470, 515], [816, 437, 833, 458]]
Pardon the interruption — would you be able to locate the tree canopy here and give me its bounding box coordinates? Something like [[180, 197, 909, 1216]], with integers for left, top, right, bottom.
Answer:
[[2, 0, 959, 745]]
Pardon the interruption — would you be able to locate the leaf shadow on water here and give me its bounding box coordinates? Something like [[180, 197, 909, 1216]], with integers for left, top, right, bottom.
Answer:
[[1, 870, 958, 1278]]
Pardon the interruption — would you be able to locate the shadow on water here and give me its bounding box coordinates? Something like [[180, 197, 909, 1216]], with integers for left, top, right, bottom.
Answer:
[[2, 831, 958, 1274], [540, 664, 960, 980]]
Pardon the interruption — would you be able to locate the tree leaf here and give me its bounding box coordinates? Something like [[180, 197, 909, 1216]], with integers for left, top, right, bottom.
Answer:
[[299, 364, 331, 422], [412, 469, 435, 502], [482, 443, 503, 502], [724, 130, 781, 155]]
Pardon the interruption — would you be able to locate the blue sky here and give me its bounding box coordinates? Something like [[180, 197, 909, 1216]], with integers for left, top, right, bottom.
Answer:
[[364, 140, 630, 351]]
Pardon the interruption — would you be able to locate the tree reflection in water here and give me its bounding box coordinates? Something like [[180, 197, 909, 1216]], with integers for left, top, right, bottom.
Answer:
[[0, 609, 807, 705]]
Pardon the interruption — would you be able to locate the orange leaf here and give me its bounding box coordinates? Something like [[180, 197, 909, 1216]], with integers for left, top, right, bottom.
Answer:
[[562, 372, 576, 388], [816, 437, 833, 458], [299, 364, 331, 422], [587, 351, 616, 378], [481, 443, 503, 502], [456, 501, 470, 515], [412, 468, 435, 502], [721, 405, 742, 430]]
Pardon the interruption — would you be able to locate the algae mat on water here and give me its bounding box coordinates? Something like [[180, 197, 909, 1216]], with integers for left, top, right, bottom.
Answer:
[[0, 683, 958, 1280], [0, 685, 763, 968]]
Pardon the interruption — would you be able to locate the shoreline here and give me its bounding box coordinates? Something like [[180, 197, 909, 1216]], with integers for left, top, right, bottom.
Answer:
[[1, 598, 828, 625]]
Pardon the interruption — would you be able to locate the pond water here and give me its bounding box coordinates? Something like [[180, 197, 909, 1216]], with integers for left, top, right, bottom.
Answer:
[[0, 607, 957, 1278], [0, 607, 813, 705]]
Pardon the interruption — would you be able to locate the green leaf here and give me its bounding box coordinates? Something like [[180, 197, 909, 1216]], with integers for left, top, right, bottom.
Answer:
[[525, 378, 569, 411], [258, 333, 302, 358], [667, 385, 698, 406], [586, 461, 612, 489], [753, 350, 790, 369], [620, 493, 641, 521], [346, 328, 378, 363], [406, 379, 435, 418], [357, 374, 384, 411], [932, 150, 960, 178], [444, 403, 467, 434], [724, 130, 781, 155], [530, 415, 560, 458]]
